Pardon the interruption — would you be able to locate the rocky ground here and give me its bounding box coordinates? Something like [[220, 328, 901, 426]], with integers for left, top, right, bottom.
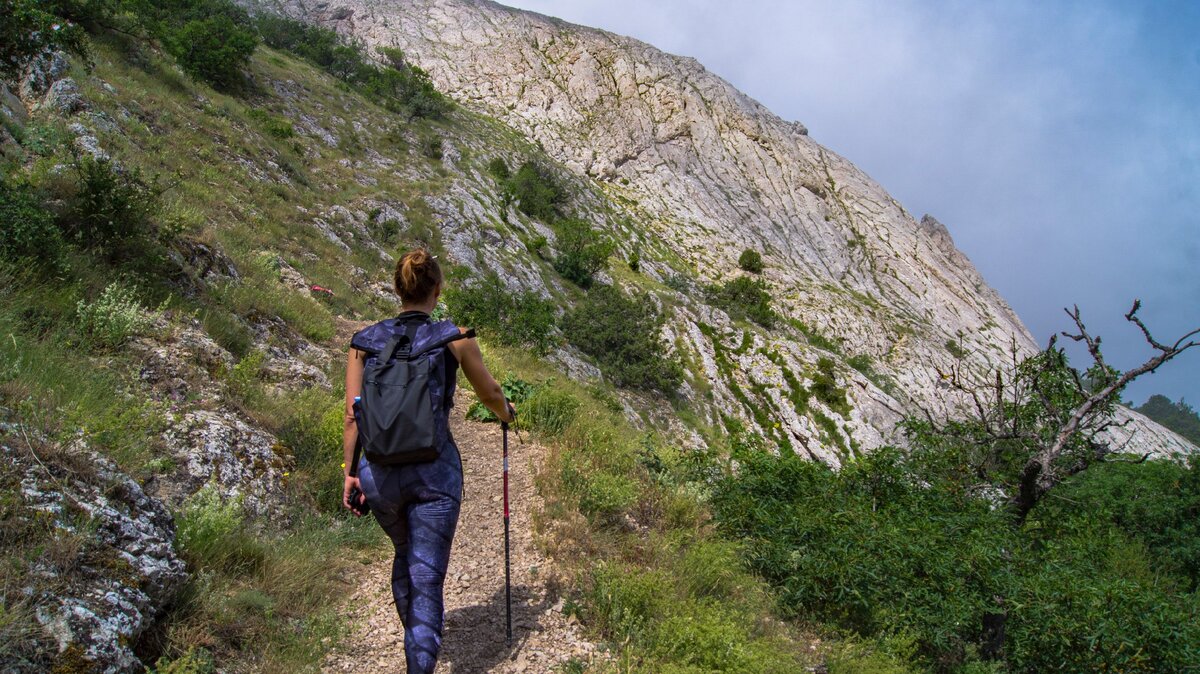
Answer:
[[323, 389, 606, 673]]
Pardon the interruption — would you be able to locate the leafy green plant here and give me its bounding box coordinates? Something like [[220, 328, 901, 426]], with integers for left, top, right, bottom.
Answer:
[[255, 15, 449, 118], [486, 156, 511, 181], [246, 108, 294, 139], [0, 0, 90, 78], [561, 284, 682, 394], [419, 132, 443, 160], [55, 155, 163, 262], [811, 357, 850, 415], [466, 374, 536, 422], [737, 248, 764, 273], [712, 448, 1016, 671], [0, 176, 64, 268], [75, 282, 158, 348], [167, 14, 258, 88], [706, 276, 776, 327], [506, 161, 564, 221], [945, 338, 967, 359], [443, 272, 558, 354], [552, 217, 613, 289]]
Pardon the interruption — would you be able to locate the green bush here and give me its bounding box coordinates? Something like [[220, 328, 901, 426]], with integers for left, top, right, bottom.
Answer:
[[706, 276, 775, 327], [443, 272, 558, 354], [737, 248, 764, 273], [176, 485, 264, 573], [507, 161, 564, 221], [561, 284, 682, 395], [256, 15, 449, 118], [466, 373, 536, 423], [552, 217, 613, 288], [1006, 528, 1200, 673], [75, 282, 158, 348], [713, 444, 1200, 672], [246, 108, 294, 139], [520, 383, 581, 436], [811, 357, 850, 415], [486, 156, 511, 181], [0, 176, 64, 267], [945, 338, 967, 359], [712, 449, 1014, 670], [419, 133, 443, 160], [55, 155, 162, 262], [167, 14, 258, 88]]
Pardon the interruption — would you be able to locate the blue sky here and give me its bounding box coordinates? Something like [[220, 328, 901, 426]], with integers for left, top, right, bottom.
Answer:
[[502, 0, 1200, 408]]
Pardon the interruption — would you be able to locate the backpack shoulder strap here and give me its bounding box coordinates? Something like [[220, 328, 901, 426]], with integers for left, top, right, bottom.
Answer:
[[408, 328, 476, 360]]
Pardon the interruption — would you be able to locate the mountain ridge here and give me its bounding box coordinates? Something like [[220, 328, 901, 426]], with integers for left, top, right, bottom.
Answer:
[[260, 0, 1195, 460]]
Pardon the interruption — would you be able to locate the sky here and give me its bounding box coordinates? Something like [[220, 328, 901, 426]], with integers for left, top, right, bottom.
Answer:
[[502, 0, 1200, 408]]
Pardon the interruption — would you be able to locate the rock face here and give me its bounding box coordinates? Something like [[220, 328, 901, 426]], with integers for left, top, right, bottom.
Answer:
[[4, 439, 187, 673], [260, 0, 1193, 458]]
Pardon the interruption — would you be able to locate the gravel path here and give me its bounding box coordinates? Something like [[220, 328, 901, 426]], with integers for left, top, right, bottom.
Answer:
[[323, 390, 604, 673]]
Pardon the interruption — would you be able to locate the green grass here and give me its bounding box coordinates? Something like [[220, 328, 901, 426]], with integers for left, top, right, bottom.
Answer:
[[477, 343, 817, 671]]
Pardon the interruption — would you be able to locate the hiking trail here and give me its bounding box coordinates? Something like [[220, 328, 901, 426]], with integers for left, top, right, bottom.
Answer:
[[323, 388, 605, 673]]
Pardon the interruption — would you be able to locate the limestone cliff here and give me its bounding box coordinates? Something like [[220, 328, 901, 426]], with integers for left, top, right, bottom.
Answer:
[[260, 0, 1193, 460]]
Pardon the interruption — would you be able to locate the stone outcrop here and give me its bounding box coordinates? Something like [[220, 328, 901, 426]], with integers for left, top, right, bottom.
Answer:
[[3, 435, 187, 673]]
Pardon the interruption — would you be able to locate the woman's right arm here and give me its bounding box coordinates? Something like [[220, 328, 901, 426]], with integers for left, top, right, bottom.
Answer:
[[450, 332, 515, 423]]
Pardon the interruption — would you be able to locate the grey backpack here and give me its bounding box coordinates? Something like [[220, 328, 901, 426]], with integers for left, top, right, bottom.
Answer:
[[356, 316, 474, 465]]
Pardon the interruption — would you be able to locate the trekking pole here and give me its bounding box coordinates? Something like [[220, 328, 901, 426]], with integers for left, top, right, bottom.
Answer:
[[501, 414, 513, 647]]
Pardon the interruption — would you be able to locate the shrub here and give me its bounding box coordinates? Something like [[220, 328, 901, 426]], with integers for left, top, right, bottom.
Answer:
[[75, 282, 157, 348], [246, 108, 294, 139], [846, 353, 873, 376], [419, 133, 443, 160], [466, 374, 536, 423], [712, 449, 1015, 670], [737, 248, 764, 273], [552, 218, 613, 288], [664, 273, 691, 293], [811, 357, 850, 415], [0, 176, 64, 267], [443, 272, 557, 354], [507, 161, 564, 221], [520, 383, 581, 436], [486, 156, 510, 181], [561, 284, 682, 394], [706, 276, 776, 327], [176, 485, 263, 573], [56, 155, 162, 262], [256, 15, 449, 118], [945, 338, 967, 359], [166, 14, 258, 88]]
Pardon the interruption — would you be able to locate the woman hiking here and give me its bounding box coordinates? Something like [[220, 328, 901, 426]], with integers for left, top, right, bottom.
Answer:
[[341, 248, 515, 673]]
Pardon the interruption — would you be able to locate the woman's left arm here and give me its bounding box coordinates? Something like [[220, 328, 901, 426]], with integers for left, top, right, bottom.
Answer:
[[342, 348, 366, 511]]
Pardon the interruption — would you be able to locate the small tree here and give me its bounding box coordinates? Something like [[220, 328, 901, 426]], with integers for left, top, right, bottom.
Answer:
[[553, 218, 613, 288], [167, 15, 258, 88], [508, 161, 564, 221], [737, 248, 764, 273]]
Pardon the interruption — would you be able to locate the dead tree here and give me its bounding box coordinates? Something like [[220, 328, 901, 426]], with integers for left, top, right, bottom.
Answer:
[[922, 300, 1198, 522]]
